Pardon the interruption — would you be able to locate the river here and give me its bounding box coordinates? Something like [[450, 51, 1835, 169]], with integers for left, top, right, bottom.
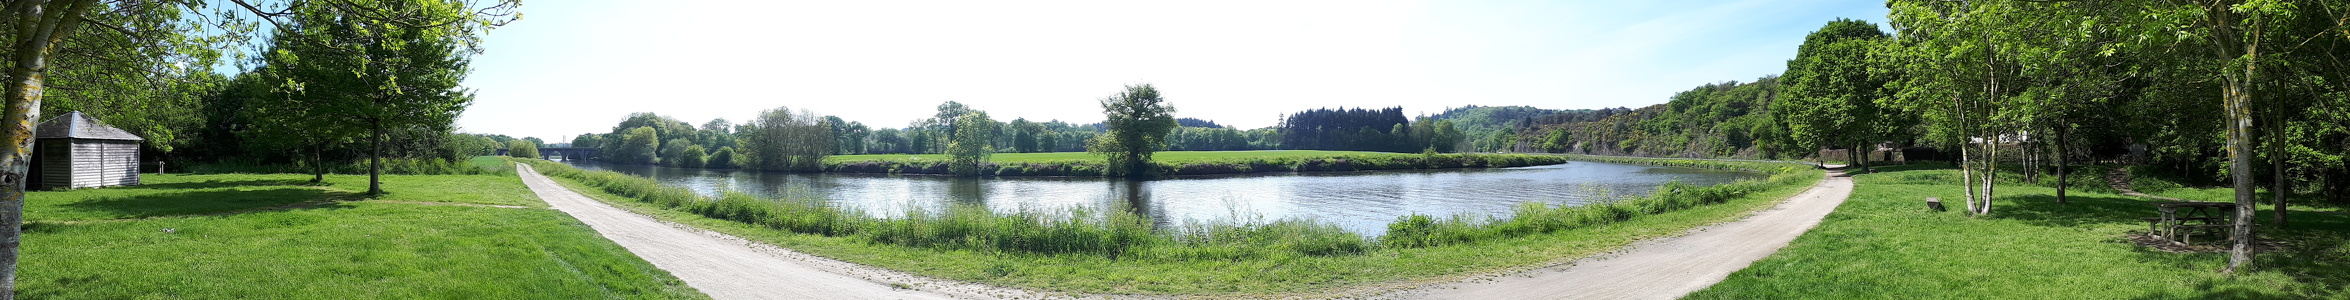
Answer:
[[563, 159, 1765, 235]]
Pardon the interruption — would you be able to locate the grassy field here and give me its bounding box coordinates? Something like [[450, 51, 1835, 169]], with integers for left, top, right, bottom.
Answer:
[[18, 171, 704, 299], [520, 155, 1823, 295], [1689, 164, 2350, 299]]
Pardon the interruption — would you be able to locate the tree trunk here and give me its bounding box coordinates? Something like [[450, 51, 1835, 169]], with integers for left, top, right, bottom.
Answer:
[[2271, 97, 2286, 227], [311, 145, 324, 183], [2057, 125, 2070, 204], [1957, 96, 1978, 216], [2, 2, 94, 297], [2223, 66, 2258, 274], [1859, 142, 1872, 173], [0, 47, 45, 300], [368, 122, 383, 195], [1983, 135, 1998, 216]]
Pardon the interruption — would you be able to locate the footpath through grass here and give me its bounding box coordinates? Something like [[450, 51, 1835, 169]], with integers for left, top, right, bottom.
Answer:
[[520, 155, 1821, 295], [1690, 164, 2350, 299], [19, 171, 704, 299]]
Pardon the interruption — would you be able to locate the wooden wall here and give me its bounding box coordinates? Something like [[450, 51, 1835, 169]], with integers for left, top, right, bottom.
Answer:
[[37, 139, 140, 189]]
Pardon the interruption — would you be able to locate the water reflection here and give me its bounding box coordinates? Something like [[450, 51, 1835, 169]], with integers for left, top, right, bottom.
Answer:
[[565, 160, 1765, 235]]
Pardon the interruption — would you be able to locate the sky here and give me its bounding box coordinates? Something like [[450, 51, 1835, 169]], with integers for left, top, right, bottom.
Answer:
[[455, 0, 1891, 142]]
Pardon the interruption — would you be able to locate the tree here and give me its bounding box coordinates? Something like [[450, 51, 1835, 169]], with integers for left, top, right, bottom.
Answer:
[[1037, 130, 1059, 153], [1277, 107, 1410, 151], [1432, 120, 1464, 152], [1011, 118, 1039, 153], [824, 116, 867, 155], [948, 112, 998, 176], [0, 0, 518, 294], [601, 113, 692, 164], [699, 118, 735, 150], [614, 126, 660, 165], [660, 138, 694, 165], [507, 139, 539, 159], [1091, 84, 1177, 178], [1781, 19, 1893, 172], [571, 133, 603, 149], [707, 146, 738, 169], [676, 145, 708, 168], [443, 133, 499, 158], [1540, 128, 1572, 153], [869, 128, 906, 154], [741, 106, 832, 171], [261, 0, 493, 195], [236, 69, 355, 183]]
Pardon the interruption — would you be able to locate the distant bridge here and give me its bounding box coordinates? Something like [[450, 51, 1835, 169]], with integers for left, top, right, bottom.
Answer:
[[497, 147, 598, 160]]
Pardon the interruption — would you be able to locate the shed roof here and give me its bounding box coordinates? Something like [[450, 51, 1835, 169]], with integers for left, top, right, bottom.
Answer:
[[35, 111, 143, 141]]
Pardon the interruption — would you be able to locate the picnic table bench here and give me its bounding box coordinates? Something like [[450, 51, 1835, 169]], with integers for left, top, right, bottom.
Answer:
[[2144, 201, 2235, 245]]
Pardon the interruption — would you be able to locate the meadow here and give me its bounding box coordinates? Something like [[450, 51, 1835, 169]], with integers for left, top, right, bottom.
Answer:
[[16, 158, 704, 299], [1688, 163, 2349, 299]]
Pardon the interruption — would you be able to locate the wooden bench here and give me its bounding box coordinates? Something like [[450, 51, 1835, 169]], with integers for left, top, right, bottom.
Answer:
[[2142, 217, 2221, 241], [2173, 224, 2234, 246]]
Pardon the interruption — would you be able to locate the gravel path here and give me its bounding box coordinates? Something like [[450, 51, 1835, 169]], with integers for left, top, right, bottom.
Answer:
[[517, 164, 1050, 300], [1377, 167, 1853, 300]]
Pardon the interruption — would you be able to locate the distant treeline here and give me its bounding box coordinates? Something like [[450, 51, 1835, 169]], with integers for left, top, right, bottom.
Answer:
[[1275, 107, 1465, 153]]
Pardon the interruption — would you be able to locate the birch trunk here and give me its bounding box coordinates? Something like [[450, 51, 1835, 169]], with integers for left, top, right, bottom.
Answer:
[[2, 1, 94, 297]]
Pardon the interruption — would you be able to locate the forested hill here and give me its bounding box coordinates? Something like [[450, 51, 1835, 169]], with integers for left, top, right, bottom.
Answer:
[[1508, 77, 1792, 159]]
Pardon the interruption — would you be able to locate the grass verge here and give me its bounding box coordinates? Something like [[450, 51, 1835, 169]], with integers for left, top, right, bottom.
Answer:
[[517, 156, 1822, 295], [1687, 165, 2350, 299], [19, 173, 704, 299]]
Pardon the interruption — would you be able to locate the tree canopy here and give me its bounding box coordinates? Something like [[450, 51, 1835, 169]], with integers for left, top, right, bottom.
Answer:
[[1092, 84, 1177, 178]]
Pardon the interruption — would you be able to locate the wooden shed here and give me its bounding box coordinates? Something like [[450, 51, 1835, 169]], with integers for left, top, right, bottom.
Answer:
[[30, 111, 142, 190]]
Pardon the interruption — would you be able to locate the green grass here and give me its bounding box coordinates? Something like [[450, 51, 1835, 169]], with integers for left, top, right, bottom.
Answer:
[[519, 156, 1824, 295], [1689, 166, 2350, 299], [18, 173, 704, 299], [187, 156, 518, 176]]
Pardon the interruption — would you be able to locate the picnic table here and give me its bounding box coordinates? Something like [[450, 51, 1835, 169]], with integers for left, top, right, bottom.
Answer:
[[2144, 201, 2236, 245]]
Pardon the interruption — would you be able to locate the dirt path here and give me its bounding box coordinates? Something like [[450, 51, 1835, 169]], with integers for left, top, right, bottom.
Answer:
[[1377, 167, 1853, 300], [517, 164, 1048, 300]]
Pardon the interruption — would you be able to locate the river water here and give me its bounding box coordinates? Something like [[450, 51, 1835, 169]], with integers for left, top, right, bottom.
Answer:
[[563, 159, 1764, 235]]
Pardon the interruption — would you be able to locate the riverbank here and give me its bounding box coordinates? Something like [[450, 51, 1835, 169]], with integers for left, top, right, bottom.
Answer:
[[821, 150, 1572, 176], [1687, 164, 2350, 299], [18, 170, 704, 298], [514, 155, 1822, 296], [1386, 166, 1851, 299]]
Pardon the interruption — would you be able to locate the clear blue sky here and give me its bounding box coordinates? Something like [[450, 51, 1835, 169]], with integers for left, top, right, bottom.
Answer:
[[455, 0, 1890, 141]]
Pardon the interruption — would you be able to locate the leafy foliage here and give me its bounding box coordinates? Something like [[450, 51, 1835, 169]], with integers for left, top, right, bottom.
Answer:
[[947, 112, 998, 176], [506, 139, 539, 159], [741, 106, 833, 171], [1092, 84, 1178, 178]]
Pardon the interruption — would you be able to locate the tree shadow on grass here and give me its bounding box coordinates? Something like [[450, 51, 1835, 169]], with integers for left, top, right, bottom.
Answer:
[[1843, 162, 1949, 176], [2052, 198, 2350, 299], [1990, 194, 2155, 228], [116, 178, 317, 191], [60, 188, 360, 220]]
